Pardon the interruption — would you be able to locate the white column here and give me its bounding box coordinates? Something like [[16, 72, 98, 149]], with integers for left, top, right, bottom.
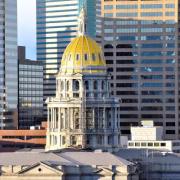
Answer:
[[61, 108, 63, 129], [58, 108, 61, 131], [114, 107, 117, 130], [52, 108, 55, 129], [80, 106, 83, 130], [54, 108, 56, 129], [63, 108, 66, 129], [97, 107, 99, 129], [103, 107, 106, 129], [72, 108, 74, 129], [92, 135, 96, 148], [50, 108, 53, 129], [64, 108, 67, 129], [104, 135, 108, 147], [53, 107, 55, 129], [67, 108, 70, 130], [111, 107, 113, 129], [47, 108, 50, 130], [92, 108, 95, 129]]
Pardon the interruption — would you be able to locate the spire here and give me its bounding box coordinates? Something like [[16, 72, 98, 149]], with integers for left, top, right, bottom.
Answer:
[[78, 7, 87, 36]]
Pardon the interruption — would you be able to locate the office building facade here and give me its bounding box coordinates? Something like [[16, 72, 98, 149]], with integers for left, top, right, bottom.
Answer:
[[36, 0, 101, 116], [18, 46, 44, 129], [0, 0, 18, 129], [102, 0, 179, 139]]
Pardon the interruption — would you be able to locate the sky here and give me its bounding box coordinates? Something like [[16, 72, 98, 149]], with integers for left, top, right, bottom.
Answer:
[[17, 0, 36, 60]]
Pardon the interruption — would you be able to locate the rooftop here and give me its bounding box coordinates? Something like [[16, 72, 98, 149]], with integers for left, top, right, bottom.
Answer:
[[0, 148, 132, 166]]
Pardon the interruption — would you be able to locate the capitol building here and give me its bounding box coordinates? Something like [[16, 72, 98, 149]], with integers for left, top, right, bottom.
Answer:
[[45, 9, 121, 151]]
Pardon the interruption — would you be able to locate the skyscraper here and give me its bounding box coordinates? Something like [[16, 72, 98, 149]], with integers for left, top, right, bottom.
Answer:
[[102, 0, 179, 139], [0, 0, 18, 129], [36, 0, 101, 116]]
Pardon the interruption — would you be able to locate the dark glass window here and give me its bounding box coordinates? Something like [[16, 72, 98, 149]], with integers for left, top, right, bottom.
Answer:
[[94, 81, 98, 90], [166, 122, 175, 126], [166, 130, 175, 134]]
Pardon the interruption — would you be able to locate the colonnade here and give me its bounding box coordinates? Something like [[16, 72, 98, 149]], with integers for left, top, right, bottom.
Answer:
[[47, 106, 119, 131]]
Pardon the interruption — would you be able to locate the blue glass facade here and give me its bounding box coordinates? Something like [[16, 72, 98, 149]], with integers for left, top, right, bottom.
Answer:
[[0, 0, 18, 129]]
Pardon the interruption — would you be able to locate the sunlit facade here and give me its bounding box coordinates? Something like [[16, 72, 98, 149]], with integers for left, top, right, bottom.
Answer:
[[102, 0, 179, 139], [46, 10, 120, 151], [36, 0, 101, 117], [0, 0, 18, 129]]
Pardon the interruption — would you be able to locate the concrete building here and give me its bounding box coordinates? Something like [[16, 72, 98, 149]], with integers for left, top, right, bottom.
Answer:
[[0, 0, 18, 129], [128, 121, 180, 153], [46, 9, 121, 151], [36, 0, 101, 117], [101, 0, 179, 140], [18, 46, 44, 129], [0, 149, 139, 180]]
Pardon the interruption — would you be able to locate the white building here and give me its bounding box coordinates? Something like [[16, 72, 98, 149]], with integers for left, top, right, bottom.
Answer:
[[45, 9, 121, 152], [128, 121, 180, 153]]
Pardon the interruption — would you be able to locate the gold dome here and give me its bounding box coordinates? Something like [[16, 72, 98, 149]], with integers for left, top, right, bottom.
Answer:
[[60, 35, 106, 74]]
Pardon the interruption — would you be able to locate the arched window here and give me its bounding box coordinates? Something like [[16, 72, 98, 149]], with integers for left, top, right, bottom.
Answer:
[[73, 80, 79, 91], [84, 54, 88, 61], [71, 136, 77, 145], [94, 81, 98, 90], [101, 81, 105, 90], [92, 53, 96, 61], [75, 118, 79, 129], [76, 54, 80, 61], [85, 81, 89, 90], [75, 112, 79, 129], [108, 136, 112, 145]]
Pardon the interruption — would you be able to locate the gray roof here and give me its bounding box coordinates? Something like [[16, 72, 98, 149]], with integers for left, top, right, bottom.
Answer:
[[0, 149, 133, 166], [0, 151, 71, 166], [57, 151, 133, 166]]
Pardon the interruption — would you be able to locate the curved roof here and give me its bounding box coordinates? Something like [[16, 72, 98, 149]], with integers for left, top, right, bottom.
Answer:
[[60, 35, 106, 74]]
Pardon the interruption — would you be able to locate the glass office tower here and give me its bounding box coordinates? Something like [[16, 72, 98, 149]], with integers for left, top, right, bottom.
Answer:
[[18, 46, 44, 129], [0, 0, 18, 129], [36, 0, 101, 116], [102, 0, 179, 139]]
